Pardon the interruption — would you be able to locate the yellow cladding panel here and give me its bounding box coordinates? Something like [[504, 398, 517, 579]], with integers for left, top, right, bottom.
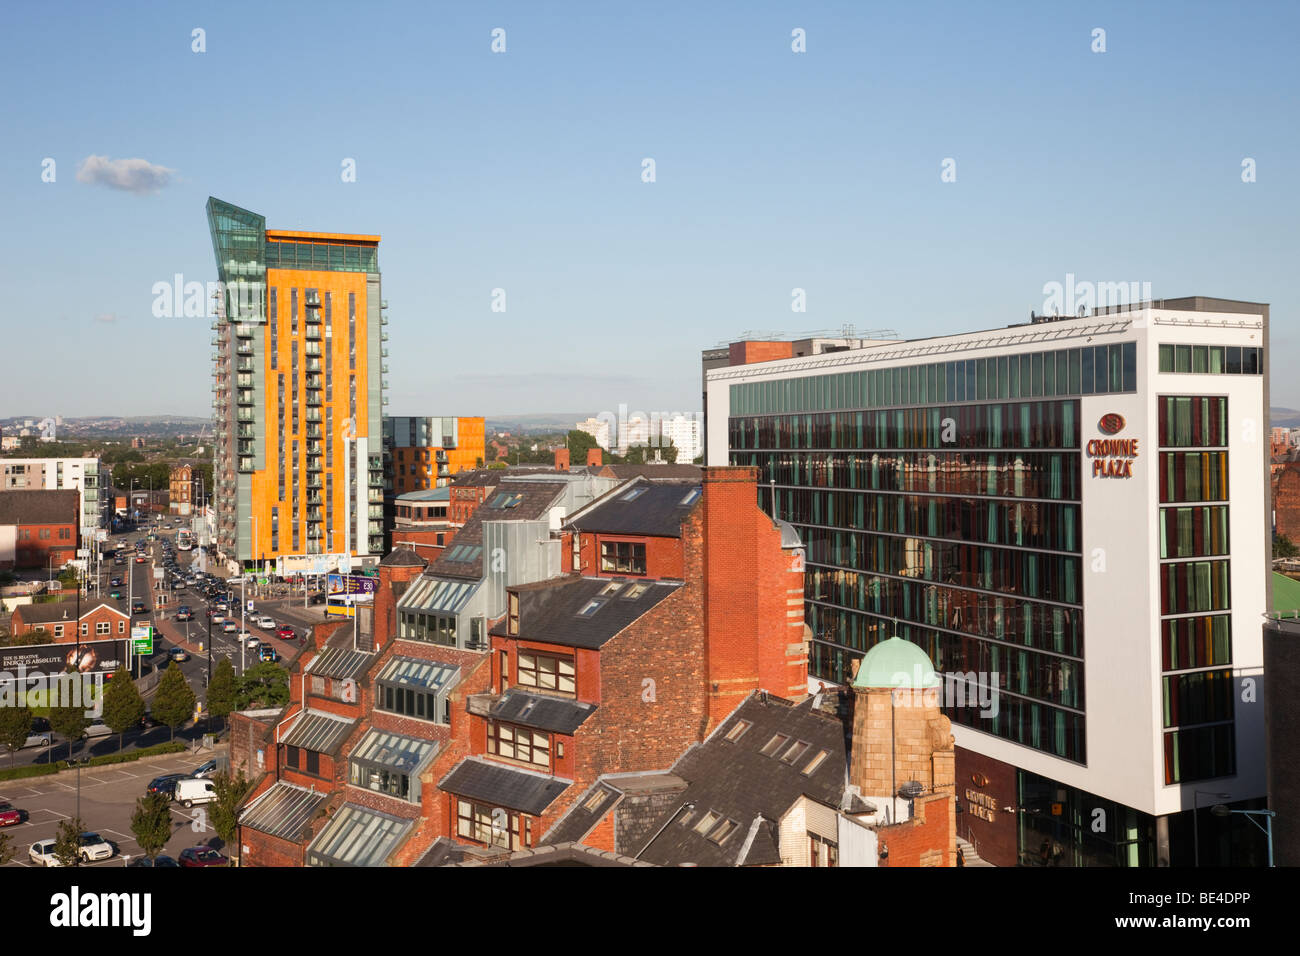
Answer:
[[247, 268, 374, 561]]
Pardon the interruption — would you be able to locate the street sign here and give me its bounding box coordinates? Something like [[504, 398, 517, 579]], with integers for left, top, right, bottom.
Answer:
[[247, 600, 255, 611], [131, 625, 153, 655]]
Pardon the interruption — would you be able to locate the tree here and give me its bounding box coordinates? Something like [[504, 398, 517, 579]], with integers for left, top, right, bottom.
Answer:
[[0, 829, 12, 866], [235, 662, 289, 710], [102, 667, 145, 751], [207, 657, 237, 730], [53, 816, 86, 867], [1275, 534, 1298, 560], [48, 675, 88, 761], [152, 664, 196, 742], [0, 704, 33, 769], [210, 771, 253, 864], [130, 792, 173, 861], [566, 429, 599, 460]]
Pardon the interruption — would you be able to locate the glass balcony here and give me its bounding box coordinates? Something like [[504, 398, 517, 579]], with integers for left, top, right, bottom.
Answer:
[[237, 410, 255, 423], [237, 343, 254, 356], [235, 323, 256, 338], [305, 409, 322, 422], [304, 327, 322, 340], [305, 374, 323, 389], [238, 457, 255, 472], [306, 477, 323, 489], [303, 343, 321, 357], [305, 391, 322, 407], [305, 358, 321, 372], [237, 390, 255, 406]]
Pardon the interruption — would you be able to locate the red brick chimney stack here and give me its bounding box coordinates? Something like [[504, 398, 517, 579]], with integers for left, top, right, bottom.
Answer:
[[555, 448, 570, 472], [586, 447, 602, 468]]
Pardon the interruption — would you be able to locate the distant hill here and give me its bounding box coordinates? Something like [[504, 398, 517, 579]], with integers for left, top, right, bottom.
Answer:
[[0, 416, 210, 440], [1272, 408, 1300, 428]]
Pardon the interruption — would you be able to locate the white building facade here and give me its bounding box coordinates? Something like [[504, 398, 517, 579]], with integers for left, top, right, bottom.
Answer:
[[706, 297, 1270, 867]]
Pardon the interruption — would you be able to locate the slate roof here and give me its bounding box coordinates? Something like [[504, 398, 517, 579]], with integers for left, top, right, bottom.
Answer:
[[422, 479, 564, 580], [239, 782, 329, 841], [597, 464, 703, 481], [564, 478, 701, 538], [482, 689, 597, 735], [489, 576, 682, 650], [380, 547, 427, 568], [635, 692, 850, 867], [0, 489, 80, 526], [542, 772, 687, 846], [13, 598, 128, 626], [448, 842, 656, 868], [439, 756, 571, 815]]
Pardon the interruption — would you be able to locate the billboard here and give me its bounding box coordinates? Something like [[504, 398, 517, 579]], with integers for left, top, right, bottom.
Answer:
[[278, 553, 349, 577], [0, 639, 131, 676], [326, 574, 377, 600]]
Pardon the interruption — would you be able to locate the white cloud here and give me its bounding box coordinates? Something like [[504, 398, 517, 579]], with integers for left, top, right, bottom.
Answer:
[[76, 155, 176, 194]]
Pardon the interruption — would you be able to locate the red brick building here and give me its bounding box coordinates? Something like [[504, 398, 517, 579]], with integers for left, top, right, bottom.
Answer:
[[237, 466, 809, 866], [1274, 462, 1300, 543], [9, 597, 130, 642], [0, 489, 79, 571]]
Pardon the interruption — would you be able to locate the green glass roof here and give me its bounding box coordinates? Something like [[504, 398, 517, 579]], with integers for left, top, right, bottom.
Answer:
[[206, 197, 266, 323], [1272, 572, 1300, 615], [852, 636, 941, 689]]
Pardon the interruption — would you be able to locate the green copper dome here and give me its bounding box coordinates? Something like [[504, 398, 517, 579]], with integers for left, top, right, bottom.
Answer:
[[853, 637, 941, 689]]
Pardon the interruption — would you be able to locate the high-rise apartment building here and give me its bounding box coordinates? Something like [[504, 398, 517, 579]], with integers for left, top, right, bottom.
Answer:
[[207, 198, 387, 569], [383, 416, 486, 495], [707, 297, 1271, 867]]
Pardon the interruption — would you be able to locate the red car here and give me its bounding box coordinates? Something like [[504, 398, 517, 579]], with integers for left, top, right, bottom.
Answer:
[[179, 845, 228, 867], [276, 625, 296, 641], [0, 802, 25, 827]]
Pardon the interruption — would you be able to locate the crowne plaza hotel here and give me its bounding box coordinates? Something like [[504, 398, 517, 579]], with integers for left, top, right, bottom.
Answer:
[[207, 198, 388, 570], [706, 297, 1271, 866]]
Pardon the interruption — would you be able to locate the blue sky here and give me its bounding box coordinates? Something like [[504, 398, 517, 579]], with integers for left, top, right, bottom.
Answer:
[[2, 0, 1296, 419]]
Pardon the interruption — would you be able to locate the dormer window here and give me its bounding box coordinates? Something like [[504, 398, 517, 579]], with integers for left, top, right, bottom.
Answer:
[[600, 541, 646, 575]]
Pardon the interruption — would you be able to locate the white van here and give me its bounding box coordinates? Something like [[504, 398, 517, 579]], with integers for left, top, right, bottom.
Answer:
[[174, 777, 217, 808]]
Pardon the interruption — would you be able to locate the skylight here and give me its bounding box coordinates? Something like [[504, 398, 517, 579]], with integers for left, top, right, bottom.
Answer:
[[600, 581, 624, 597], [693, 811, 719, 835], [780, 741, 811, 765], [759, 733, 790, 757], [488, 492, 523, 509], [624, 583, 650, 599], [680, 487, 701, 506], [724, 719, 752, 742], [621, 487, 646, 501], [706, 819, 739, 845], [577, 599, 606, 617], [802, 750, 830, 776]]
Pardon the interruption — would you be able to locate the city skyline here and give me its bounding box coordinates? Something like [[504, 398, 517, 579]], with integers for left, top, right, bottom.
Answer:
[[3, 1, 1297, 419]]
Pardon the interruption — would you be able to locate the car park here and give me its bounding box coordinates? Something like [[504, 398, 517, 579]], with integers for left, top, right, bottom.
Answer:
[[179, 845, 228, 867], [28, 840, 63, 867]]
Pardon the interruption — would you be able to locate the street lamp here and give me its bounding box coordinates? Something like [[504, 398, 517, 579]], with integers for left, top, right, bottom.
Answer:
[[1211, 805, 1277, 867], [1193, 790, 1231, 867]]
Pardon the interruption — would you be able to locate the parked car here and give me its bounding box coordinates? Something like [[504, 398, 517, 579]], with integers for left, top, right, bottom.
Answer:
[[28, 840, 63, 867], [258, 644, 280, 663], [256, 615, 276, 630], [178, 845, 228, 867], [174, 778, 217, 809], [84, 720, 113, 739], [146, 774, 184, 798], [192, 759, 222, 779], [169, 647, 189, 663], [77, 832, 114, 862], [128, 855, 179, 867], [0, 802, 25, 827], [23, 729, 52, 749]]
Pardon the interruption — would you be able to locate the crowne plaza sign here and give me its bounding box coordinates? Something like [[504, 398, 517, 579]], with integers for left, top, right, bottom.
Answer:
[[1087, 414, 1138, 478]]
